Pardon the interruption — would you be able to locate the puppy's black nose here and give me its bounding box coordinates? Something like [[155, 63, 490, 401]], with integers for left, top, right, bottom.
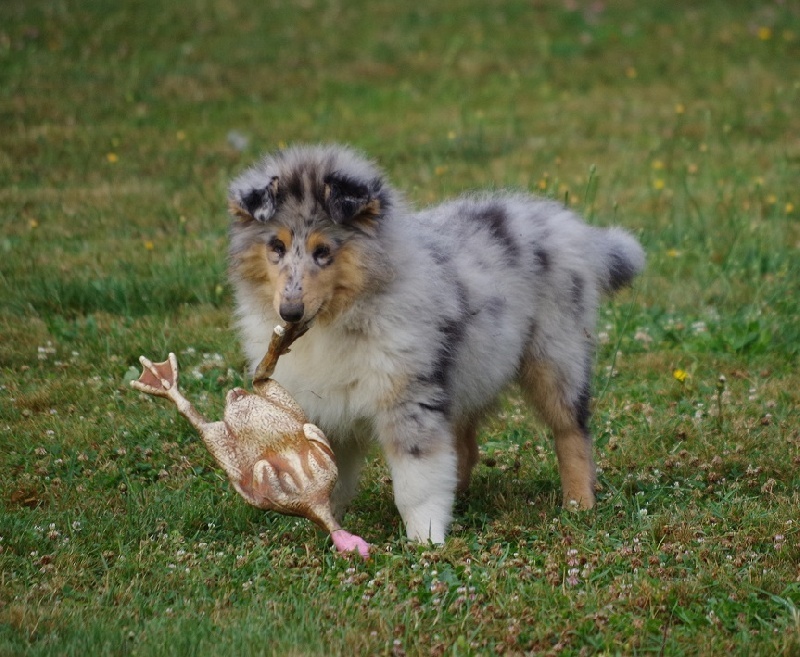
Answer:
[[279, 302, 305, 323]]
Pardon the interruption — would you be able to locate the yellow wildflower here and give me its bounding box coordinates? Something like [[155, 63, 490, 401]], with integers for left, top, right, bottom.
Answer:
[[757, 26, 772, 41], [673, 369, 688, 382], [106, 153, 119, 164], [144, 240, 154, 251], [653, 179, 665, 190]]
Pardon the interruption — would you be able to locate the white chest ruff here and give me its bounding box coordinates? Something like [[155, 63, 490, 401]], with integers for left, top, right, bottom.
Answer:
[[270, 327, 398, 437]]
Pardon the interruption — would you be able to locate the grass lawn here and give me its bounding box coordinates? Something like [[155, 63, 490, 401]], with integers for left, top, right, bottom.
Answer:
[[2, 0, 799, 654]]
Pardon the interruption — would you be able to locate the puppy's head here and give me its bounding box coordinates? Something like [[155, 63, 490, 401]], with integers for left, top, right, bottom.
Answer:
[[228, 145, 393, 326]]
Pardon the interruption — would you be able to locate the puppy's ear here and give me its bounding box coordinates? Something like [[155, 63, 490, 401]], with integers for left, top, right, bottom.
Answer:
[[229, 176, 279, 222], [323, 173, 384, 225]]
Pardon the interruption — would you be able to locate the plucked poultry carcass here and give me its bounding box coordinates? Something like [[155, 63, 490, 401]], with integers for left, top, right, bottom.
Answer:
[[131, 323, 369, 558]]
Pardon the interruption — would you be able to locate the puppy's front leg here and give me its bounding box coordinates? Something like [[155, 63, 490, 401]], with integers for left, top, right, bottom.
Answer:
[[378, 410, 458, 544], [328, 435, 370, 521]]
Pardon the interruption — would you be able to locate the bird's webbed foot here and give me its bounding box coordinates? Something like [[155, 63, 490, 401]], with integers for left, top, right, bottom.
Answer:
[[130, 353, 181, 402]]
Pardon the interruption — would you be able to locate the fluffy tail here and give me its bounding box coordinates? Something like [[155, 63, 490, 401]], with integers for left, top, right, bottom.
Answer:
[[596, 227, 645, 294]]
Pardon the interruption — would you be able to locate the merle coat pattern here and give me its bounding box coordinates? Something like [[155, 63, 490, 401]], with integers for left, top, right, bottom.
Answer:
[[228, 145, 645, 543]]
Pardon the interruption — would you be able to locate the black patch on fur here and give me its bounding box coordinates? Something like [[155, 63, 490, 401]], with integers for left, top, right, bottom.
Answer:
[[408, 444, 423, 458], [415, 365, 448, 391], [533, 247, 550, 272], [416, 317, 465, 404], [414, 279, 470, 413], [470, 204, 520, 262], [410, 387, 453, 427], [570, 272, 584, 317], [284, 171, 305, 202], [431, 317, 465, 377], [575, 366, 593, 433], [324, 172, 372, 223], [241, 179, 277, 221], [241, 188, 266, 215], [607, 248, 636, 291]]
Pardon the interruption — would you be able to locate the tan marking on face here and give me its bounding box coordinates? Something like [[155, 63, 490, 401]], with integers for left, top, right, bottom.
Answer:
[[305, 231, 331, 256], [274, 227, 293, 251], [302, 241, 369, 325], [232, 242, 272, 287]]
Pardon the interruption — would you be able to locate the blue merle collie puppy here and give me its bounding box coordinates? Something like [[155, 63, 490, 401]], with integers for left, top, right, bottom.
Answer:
[[228, 145, 645, 543]]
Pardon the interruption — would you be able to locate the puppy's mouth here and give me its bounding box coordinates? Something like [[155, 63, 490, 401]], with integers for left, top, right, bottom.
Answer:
[[290, 316, 316, 336], [252, 317, 315, 383]]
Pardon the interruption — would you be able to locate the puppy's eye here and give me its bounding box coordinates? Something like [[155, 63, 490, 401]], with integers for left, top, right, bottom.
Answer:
[[313, 244, 332, 265], [269, 238, 286, 258]]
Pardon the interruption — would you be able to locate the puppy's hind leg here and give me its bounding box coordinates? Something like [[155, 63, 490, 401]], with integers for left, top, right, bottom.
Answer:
[[519, 358, 596, 509], [455, 422, 479, 495]]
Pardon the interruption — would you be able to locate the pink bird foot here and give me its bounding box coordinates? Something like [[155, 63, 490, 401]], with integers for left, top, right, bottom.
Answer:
[[331, 529, 370, 559]]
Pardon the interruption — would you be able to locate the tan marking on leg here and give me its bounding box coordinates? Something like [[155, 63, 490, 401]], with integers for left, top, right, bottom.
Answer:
[[519, 359, 596, 509], [553, 429, 595, 509], [455, 423, 479, 494]]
